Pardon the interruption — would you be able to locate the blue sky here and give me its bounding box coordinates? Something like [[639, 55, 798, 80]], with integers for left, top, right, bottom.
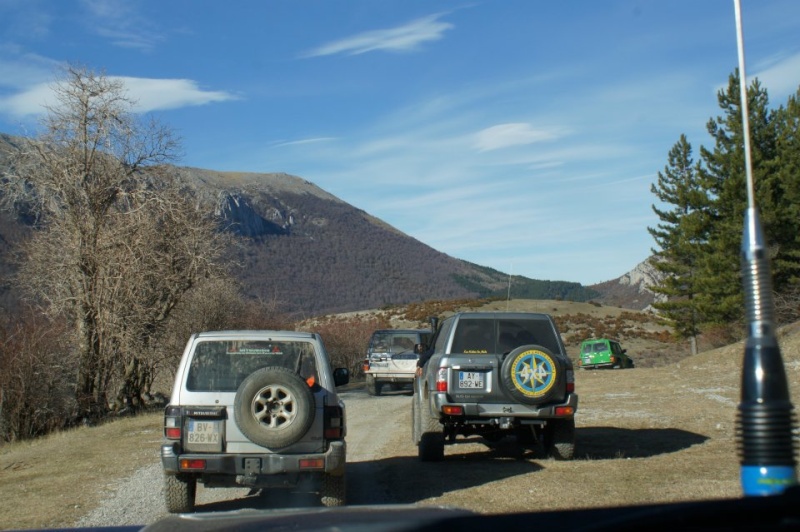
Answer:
[[1, 1, 799, 286]]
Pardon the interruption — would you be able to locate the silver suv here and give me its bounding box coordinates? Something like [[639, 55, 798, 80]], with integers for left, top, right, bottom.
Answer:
[[161, 330, 350, 513], [412, 312, 577, 461], [363, 328, 432, 396]]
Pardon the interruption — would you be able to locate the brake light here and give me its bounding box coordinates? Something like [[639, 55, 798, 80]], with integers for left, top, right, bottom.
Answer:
[[299, 458, 324, 469], [164, 405, 181, 440], [180, 459, 206, 471], [555, 406, 574, 416], [436, 368, 447, 392], [324, 405, 344, 439], [442, 405, 463, 415], [566, 370, 575, 393]]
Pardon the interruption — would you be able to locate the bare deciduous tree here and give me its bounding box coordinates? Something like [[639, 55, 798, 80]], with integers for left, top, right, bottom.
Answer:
[[3, 66, 233, 417]]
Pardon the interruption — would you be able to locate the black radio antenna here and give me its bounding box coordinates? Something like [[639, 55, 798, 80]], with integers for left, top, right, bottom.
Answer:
[[732, 0, 798, 496]]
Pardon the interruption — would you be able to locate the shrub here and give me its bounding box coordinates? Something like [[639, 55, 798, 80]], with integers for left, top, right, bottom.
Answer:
[[0, 312, 76, 442]]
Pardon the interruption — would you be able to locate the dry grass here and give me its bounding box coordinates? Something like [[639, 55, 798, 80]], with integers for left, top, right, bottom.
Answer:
[[2, 304, 799, 529], [375, 319, 800, 514], [0, 412, 162, 530]]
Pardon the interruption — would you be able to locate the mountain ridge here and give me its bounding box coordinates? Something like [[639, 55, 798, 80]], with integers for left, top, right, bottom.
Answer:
[[0, 132, 660, 316]]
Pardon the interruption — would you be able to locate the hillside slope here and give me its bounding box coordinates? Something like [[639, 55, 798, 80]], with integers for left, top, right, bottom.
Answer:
[[1, 133, 608, 316]]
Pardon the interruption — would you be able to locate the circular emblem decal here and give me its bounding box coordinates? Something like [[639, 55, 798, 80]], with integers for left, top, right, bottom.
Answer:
[[510, 349, 557, 397]]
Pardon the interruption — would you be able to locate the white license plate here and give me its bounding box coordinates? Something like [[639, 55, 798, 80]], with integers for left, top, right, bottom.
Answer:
[[459, 371, 484, 389], [187, 420, 220, 444]]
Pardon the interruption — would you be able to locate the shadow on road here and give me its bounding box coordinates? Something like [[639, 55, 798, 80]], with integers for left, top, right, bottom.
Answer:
[[576, 426, 708, 459], [193, 483, 321, 513], [188, 426, 708, 512], [348, 442, 544, 506]]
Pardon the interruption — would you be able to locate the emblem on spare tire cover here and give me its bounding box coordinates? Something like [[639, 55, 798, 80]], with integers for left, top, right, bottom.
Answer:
[[510, 348, 557, 398]]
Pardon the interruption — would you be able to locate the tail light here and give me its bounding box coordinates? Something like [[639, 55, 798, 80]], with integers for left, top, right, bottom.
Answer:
[[180, 458, 206, 471], [164, 405, 182, 440], [324, 405, 344, 439], [362, 359, 370, 372], [566, 370, 575, 393], [555, 406, 575, 416], [436, 367, 448, 392]]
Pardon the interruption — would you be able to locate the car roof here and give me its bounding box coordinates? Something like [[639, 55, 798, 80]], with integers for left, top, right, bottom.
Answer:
[[372, 329, 431, 334], [194, 330, 316, 340], [453, 311, 554, 320]]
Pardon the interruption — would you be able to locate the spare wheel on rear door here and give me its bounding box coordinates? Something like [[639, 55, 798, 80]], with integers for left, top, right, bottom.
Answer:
[[500, 345, 565, 405], [234, 366, 315, 449]]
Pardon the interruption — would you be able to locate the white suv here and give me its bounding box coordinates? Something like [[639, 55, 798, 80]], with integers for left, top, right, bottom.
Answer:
[[161, 330, 350, 512], [363, 328, 432, 396]]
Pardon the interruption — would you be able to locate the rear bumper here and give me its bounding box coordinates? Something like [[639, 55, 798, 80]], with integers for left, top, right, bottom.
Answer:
[[580, 362, 615, 369], [367, 372, 415, 382], [431, 392, 578, 419], [161, 439, 346, 478]]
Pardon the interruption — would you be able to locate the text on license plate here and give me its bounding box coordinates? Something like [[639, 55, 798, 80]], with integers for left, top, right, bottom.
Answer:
[[459, 371, 484, 389], [188, 420, 220, 444]]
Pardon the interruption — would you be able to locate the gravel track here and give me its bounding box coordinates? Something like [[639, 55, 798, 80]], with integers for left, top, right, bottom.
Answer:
[[74, 387, 414, 527]]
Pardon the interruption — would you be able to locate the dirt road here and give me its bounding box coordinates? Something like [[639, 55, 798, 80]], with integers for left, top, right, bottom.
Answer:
[[76, 386, 426, 526], [77, 355, 763, 528]]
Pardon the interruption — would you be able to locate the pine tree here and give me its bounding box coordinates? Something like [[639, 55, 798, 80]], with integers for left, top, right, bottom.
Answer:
[[770, 87, 800, 289], [696, 72, 777, 326], [648, 135, 710, 354]]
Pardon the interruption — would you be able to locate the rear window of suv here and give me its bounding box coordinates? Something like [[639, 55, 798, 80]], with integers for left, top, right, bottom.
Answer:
[[186, 340, 318, 392], [369, 331, 422, 354], [450, 317, 561, 355]]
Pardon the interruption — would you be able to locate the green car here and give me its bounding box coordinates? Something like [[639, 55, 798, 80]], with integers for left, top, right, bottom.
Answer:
[[578, 338, 634, 369]]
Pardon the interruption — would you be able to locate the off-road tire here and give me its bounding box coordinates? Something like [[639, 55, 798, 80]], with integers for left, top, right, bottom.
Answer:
[[500, 345, 565, 405], [365, 374, 381, 396], [164, 473, 196, 513], [543, 418, 576, 460], [234, 366, 315, 449], [320, 473, 346, 506], [417, 394, 444, 462]]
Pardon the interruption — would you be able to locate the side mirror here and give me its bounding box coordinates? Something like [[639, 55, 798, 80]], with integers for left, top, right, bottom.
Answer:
[[333, 367, 350, 387]]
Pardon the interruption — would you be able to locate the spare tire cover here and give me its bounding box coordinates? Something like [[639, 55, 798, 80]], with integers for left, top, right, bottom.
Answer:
[[500, 345, 565, 405], [234, 366, 315, 449]]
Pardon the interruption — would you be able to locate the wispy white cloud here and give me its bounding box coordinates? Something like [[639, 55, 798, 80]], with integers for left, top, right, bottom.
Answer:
[[117, 77, 238, 111], [752, 50, 800, 99], [271, 137, 337, 148], [0, 49, 59, 89], [473, 123, 564, 152], [303, 13, 453, 57], [0, 76, 237, 118], [80, 0, 164, 51]]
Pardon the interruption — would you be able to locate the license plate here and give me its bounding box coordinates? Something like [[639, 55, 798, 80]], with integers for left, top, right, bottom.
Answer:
[[187, 420, 220, 445], [459, 371, 484, 389]]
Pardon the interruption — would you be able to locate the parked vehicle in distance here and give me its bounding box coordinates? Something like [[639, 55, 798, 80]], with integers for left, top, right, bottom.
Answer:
[[161, 330, 350, 513], [413, 312, 577, 461], [363, 328, 432, 396], [578, 338, 634, 369]]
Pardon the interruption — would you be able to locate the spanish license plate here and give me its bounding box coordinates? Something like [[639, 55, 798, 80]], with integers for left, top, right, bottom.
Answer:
[[459, 371, 484, 389], [187, 419, 220, 445]]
